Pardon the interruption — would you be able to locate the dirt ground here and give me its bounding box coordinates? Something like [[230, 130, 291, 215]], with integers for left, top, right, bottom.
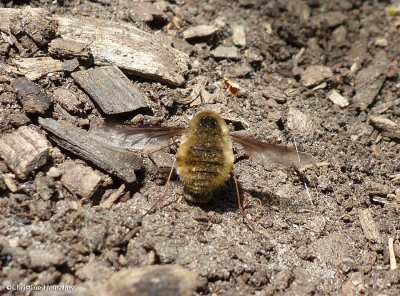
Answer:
[[1, 0, 400, 295]]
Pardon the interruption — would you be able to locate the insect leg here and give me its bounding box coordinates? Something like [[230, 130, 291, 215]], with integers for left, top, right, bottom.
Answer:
[[292, 135, 315, 206], [232, 172, 245, 223], [147, 140, 180, 155], [142, 157, 176, 217]]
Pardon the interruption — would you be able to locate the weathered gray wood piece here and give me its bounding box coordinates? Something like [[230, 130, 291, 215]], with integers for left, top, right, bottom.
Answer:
[[11, 77, 51, 114], [71, 66, 149, 114], [54, 15, 189, 86], [38, 118, 143, 183]]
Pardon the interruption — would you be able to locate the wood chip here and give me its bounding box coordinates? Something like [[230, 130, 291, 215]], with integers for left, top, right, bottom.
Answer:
[[61, 163, 102, 198], [48, 38, 91, 60], [38, 118, 142, 183], [221, 78, 241, 96], [0, 8, 56, 57], [374, 37, 388, 47], [328, 90, 349, 108], [369, 116, 400, 140], [11, 77, 52, 114], [99, 184, 126, 209], [359, 209, 381, 243], [11, 57, 64, 80], [370, 99, 400, 114], [0, 126, 50, 179], [54, 15, 189, 86], [352, 50, 388, 110], [71, 66, 149, 114], [9, 7, 56, 47]]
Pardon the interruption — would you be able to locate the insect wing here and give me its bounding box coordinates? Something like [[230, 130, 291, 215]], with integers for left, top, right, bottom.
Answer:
[[90, 125, 185, 152], [231, 134, 313, 168]]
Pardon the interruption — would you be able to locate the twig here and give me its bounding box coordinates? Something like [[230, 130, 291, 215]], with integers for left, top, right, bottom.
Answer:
[[389, 237, 397, 270], [99, 184, 126, 209]]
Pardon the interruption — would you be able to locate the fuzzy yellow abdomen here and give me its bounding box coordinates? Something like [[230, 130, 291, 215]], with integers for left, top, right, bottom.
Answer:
[[176, 135, 234, 203]]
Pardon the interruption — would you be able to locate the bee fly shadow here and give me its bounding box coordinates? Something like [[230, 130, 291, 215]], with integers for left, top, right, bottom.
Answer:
[[155, 173, 278, 220], [156, 171, 239, 215], [191, 180, 240, 215], [189, 177, 271, 216]]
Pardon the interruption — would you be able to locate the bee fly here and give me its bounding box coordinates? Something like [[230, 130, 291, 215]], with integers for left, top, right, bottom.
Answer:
[[101, 110, 313, 220], [176, 110, 234, 203]]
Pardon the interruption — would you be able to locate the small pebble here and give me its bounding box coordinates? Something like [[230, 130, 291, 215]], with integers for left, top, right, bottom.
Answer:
[[61, 164, 102, 198], [183, 25, 219, 40], [328, 90, 349, 108], [211, 46, 240, 60], [232, 24, 246, 47], [46, 167, 61, 178], [301, 65, 333, 87]]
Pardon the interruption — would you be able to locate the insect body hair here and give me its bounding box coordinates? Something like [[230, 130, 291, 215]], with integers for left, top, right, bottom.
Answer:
[[176, 110, 234, 202]]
